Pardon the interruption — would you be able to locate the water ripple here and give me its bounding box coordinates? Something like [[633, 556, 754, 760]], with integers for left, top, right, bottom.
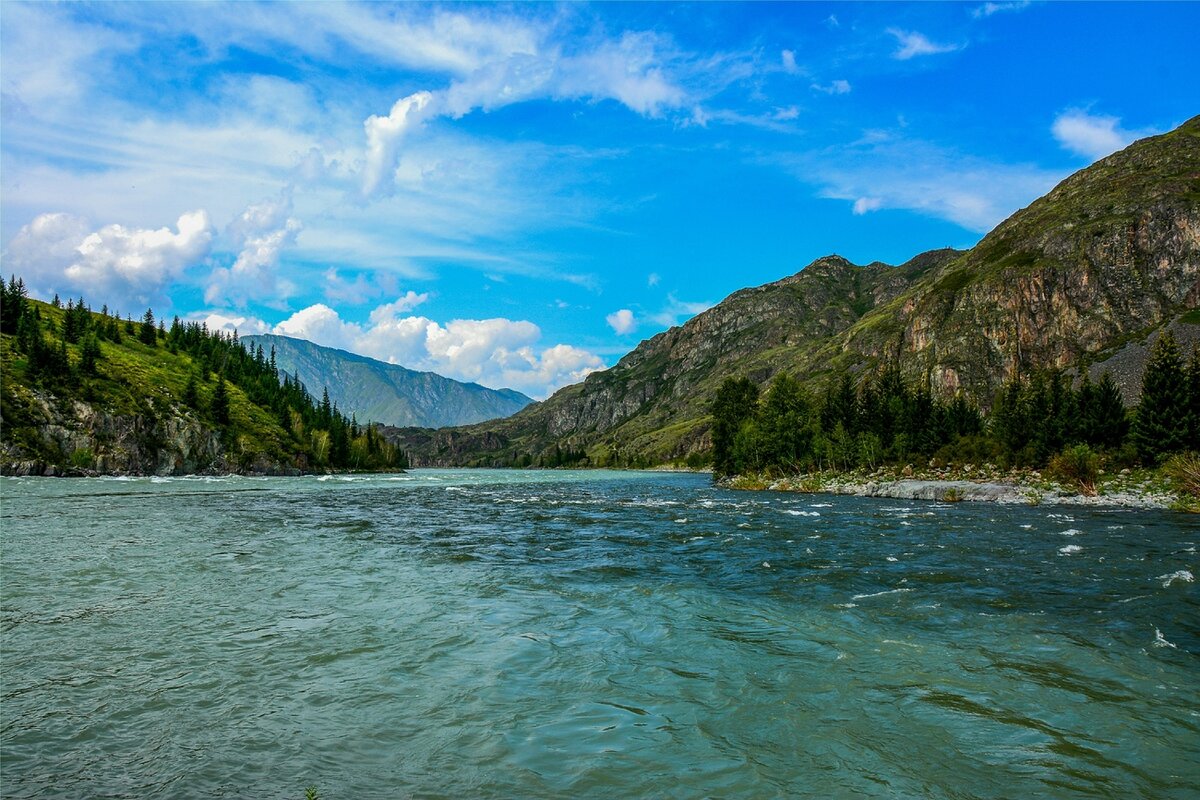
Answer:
[[2, 470, 1198, 798]]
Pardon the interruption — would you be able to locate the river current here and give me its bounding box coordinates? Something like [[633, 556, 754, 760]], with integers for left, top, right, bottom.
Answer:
[[2, 469, 1197, 798]]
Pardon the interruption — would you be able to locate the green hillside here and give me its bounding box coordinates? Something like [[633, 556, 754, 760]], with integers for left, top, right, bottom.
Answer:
[[1, 286, 405, 475]]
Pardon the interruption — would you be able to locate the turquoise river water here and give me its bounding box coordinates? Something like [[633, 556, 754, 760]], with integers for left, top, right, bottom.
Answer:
[[1, 469, 1198, 798]]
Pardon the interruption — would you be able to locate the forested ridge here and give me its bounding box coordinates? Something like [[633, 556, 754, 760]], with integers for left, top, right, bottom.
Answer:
[[712, 332, 1200, 492], [1, 277, 406, 474]]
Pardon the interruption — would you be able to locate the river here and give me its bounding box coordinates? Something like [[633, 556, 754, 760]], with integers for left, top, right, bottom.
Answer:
[[2, 470, 1197, 798]]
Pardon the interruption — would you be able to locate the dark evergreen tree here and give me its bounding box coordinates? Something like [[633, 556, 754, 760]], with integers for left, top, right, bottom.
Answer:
[[79, 334, 102, 376], [182, 373, 200, 409], [319, 387, 333, 428], [1132, 331, 1189, 464], [211, 375, 231, 426], [756, 372, 813, 470], [140, 309, 158, 346], [820, 373, 858, 436], [989, 375, 1028, 462], [711, 376, 759, 478], [1, 275, 28, 334], [1089, 372, 1129, 450]]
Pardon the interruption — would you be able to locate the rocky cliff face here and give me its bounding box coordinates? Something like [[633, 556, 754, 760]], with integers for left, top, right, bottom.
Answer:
[[1, 387, 301, 476], [388, 117, 1200, 467], [848, 119, 1200, 395]]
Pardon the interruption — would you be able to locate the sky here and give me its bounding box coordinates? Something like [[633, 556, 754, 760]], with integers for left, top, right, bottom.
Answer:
[[2, 2, 1197, 398]]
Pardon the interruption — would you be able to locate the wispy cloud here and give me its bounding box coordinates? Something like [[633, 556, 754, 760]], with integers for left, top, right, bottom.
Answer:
[[811, 80, 852, 95], [888, 29, 963, 60], [771, 132, 1063, 232], [781, 49, 800, 75], [1051, 109, 1156, 161], [650, 294, 713, 327], [971, 1, 1031, 19]]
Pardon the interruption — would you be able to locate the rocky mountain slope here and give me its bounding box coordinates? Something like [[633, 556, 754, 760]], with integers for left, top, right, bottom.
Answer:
[[243, 334, 532, 428], [388, 116, 1200, 467]]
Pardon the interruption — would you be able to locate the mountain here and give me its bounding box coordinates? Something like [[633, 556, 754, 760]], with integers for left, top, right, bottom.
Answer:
[[242, 334, 533, 428], [388, 116, 1200, 467]]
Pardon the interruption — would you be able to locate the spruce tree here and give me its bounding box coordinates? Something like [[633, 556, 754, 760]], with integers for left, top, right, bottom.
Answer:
[[79, 334, 102, 376], [1, 275, 27, 334], [1132, 331, 1189, 464], [139, 309, 157, 346], [182, 374, 200, 409], [711, 376, 759, 478], [212, 375, 231, 426], [1090, 372, 1129, 450]]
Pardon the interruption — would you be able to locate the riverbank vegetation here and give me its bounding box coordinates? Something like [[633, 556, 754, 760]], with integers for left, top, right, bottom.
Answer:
[[1, 276, 407, 473], [712, 332, 1200, 506]]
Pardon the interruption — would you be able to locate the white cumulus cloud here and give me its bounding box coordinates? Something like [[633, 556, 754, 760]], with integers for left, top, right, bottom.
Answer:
[[606, 308, 637, 335], [361, 91, 435, 198], [1051, 109, 1154, 161], [4, 210, 213, 309], [206, 193, 301, 306], [271, 300, 604, 398], [200, 312, 272, 335]]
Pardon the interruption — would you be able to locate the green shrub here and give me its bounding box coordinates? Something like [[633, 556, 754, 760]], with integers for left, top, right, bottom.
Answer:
[[68, 447, 94, 469], [1048, 444, 1101, 495], [1163, 452, 1200, 498]]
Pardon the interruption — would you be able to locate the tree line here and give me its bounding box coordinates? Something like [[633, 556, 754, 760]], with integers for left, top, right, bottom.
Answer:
[[1, 276, 407, 471], [711, 331, 1200, 479]]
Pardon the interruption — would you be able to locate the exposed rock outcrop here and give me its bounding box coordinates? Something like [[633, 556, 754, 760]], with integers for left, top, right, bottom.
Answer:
[[1, 388, 302, 476]]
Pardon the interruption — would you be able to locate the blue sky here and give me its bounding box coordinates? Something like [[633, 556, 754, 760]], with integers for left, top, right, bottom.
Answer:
[[2, 2, 1197, 397]]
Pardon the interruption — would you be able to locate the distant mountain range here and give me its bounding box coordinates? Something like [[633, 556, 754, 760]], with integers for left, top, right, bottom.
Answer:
[[242, 334, 533, 428], [388, 115, 1200, 466]]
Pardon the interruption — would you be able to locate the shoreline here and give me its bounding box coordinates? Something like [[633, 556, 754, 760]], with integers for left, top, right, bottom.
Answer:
[[723, 468, 1188, 511]]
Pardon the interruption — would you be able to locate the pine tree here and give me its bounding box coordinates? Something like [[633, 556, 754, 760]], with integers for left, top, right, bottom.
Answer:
[[139, 309, 157, 346], [1090, 372, 1129, 450], [211, 375, 231, 426], [1, 275, 27, 334], [820, 373, 858, 435], [1132, 331, 1189, 464], [79, 334, 102, 376], [320, 387, 333, 428], [711, 376, 759, 478], [990, 375, 1028, 462], [182, 374, 200, 409]]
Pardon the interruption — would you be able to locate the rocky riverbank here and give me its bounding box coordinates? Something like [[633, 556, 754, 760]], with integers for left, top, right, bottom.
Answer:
[[724, 465, 1190, 510]]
